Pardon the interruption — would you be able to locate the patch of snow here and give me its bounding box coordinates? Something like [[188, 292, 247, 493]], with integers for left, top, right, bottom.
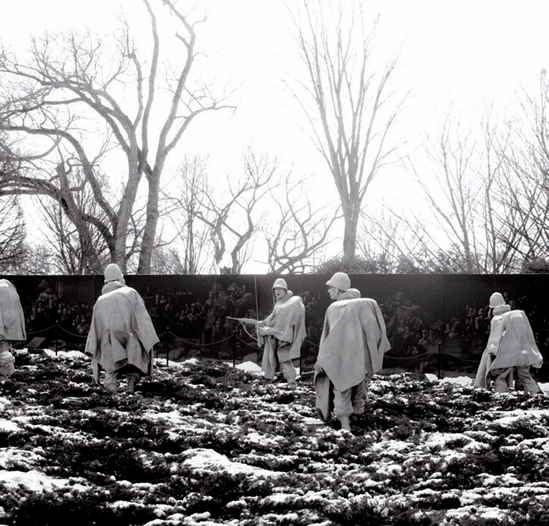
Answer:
[[181, 448, 277, 476], [183, 358, 200, 365], [259, 512, 300, 524], [142, 410, 186, 425], [166, 513, 185, 521], [133, 482, 155, 491], [246, 431, 285, 448], [440, 376, 473, 386], [0, 418, 19, 432], [42, 349, 88, 360], [375, 463, 403, 476], [110, 500, 147, 510], [480, 473, 524, 487], [491, 409, 549, 425], [153, 358, 200, 368], [479, 507, 510, 520], [0, 469, 86, 492], [0, 397, 13, 411], [0, 448, 44, 470], [302, 417, 325, 426], [410, 488, 439, 498], [234, 361, 262, 373], [265, 493, 294, 503], [459, 490, 483, 506], [423, 432, 486, 453], [372, 439, 414, 453], [462, 440, 491, 453]]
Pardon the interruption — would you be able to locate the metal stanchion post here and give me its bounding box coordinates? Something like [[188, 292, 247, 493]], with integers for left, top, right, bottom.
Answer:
[[55, 321, 58, 355], [166, 327, 170, 366], [438, 341, 442, 379], [233, 333, 236, 367]]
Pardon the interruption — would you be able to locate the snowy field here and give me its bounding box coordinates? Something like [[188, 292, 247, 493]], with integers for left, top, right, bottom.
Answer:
[[1, 349, 549, 525]]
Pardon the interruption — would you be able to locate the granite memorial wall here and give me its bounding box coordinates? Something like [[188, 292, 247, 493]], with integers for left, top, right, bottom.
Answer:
[[7, 273, 549, 380]]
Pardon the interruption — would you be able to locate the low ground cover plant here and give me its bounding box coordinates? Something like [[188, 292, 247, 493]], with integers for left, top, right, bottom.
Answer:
[[0, 350, 548, 525]]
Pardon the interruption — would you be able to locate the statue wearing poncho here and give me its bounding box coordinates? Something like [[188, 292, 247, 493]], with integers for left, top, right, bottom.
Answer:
[[0, 279, 26, 377], [85, 264, 159, 393], [474, 292, 543, 394], [314, 273, 390, 429], [258, 278, 306, 386]]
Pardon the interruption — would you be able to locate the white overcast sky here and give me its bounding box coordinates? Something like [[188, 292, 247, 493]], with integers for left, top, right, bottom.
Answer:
[[2, 1, 549, 268], [3, 0, 548, 170]]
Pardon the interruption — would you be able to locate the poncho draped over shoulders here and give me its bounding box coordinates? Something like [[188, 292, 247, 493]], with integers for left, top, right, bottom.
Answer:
[[260, 294, 306, 378], [0, 279, 26, 341], [317, 295, 391, 391], [85, 283, 159, 382], [474, 309, 543, 388]]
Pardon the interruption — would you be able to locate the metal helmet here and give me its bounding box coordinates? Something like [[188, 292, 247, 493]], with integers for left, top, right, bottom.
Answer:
[[104, 263, 124, 283], [272, 278, 288, 290], [489, 292, 506, 308], [326, 272, 350, 292]]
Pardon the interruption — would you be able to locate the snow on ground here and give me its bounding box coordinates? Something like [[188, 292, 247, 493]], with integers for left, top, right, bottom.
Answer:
[[234, 361, 262, 373], [1, 350, 549, 525]]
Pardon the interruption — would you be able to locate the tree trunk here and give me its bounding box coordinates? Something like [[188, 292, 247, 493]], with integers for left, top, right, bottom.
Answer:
[[343, 212, 358, 260], [138, 172, 160, 274], [114, 150, 143, 271]]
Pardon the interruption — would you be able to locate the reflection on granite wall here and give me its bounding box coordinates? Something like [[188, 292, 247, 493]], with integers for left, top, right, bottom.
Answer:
[[5, 273, 549, 380]]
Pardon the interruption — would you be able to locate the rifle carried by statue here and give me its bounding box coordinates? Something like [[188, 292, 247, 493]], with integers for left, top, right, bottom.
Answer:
[[226, 316, 265, 345]]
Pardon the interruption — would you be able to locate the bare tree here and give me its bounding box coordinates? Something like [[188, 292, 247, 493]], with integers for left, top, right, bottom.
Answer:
[[410, 114, 482, 272], [364, 110, 522, 274], [193, 149, 277, 274], [0, 196, 27, 273], [37, 174, 112, 274], [161, 155, 212, 274], [162, 150, 282, 274], [17, 244, 52, 275], [0, 0, 231, 273], [149, 246, 190, 275], [0, 147, 27, 271], [497, 152, 549, 265], [163, 151, 339, 274], [496, 70, 549, 267], [288, 0, 406, 259], [359, 210, 487, 273], [477, 115, 523, 272], [263, 175, 339, 273], [39, 202, 87, 275], [357, 212, 417, 273]]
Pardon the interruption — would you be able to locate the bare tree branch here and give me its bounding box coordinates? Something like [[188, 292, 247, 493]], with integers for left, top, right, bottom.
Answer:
[[0, 0, 233, 274], [287, 0, 407, 258]]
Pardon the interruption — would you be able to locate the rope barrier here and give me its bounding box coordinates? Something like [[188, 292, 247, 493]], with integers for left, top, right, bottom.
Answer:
[[167, 330, 234, 347], [25, 324, 57, 336], [439, 350, 481, 363], [234, 334, 262, 351], [23, 320, 485, 374], [383, 351, 432, 360], [56, 325, 88, 339], [383, 349, 481, 363]]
